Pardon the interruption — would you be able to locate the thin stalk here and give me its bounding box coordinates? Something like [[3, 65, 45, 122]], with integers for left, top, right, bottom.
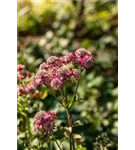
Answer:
[[60, 88, 65, 100], [64, 86, 68, 105], [38, 139, 41, 150], [72, 135, 75, 150], [103, 146, 107, 150], [66, 109, 72, 150], [69, 68, 83, 108], [70, 134, 72, 150], [26, 116, 31, 150], [24, 119, 31, 150], [60, 89, 66, 108], [62, 86, 68, 106], [66, 108, 75, 150], [54, 139, 63, 150], [66, 109, 69, 121], [69, 79, 80, 108], [25, 98, 32, 150], [26, 98, 33, 149]]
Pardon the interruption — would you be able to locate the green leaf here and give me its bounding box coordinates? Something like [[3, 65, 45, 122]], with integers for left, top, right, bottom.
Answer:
[[41, 90, 48, 99], [19, 111, 27, 118], [73, 120, 83, 127], [60, 137, 68, 144]]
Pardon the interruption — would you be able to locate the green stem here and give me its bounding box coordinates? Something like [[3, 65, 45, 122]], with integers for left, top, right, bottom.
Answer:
[[61, 88, 65, 100], [64, 86, 68, 105], [24, 99, 31, 150], [62, 86, 68, 107], [59, 89, 66, 108], [66, 109, 69, 121], [38, 139, 41, 150], [69, 68, 83, 108], [66, 109, 72, 150], [25, 97, 33, 150], [69, 79, 80, 108], [72, 135, 75, 150], [70, 134, 72, 150], [103, 146, 107, 150], [24, 119, 31, 150], [66, 108, 76, 150], [54, 139, 63, 150], [61, 70, 82, 150]]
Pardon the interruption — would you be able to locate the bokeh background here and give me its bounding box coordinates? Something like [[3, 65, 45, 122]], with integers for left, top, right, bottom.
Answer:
[[17, 0, 118, 149]]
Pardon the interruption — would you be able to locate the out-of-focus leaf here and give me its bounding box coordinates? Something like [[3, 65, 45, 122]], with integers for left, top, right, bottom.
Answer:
[[73, 120, 84, 127], [41, 90, 48, 99]]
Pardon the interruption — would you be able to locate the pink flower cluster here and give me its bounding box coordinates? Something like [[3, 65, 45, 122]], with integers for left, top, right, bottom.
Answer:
[[17, 65, 32, 82], [17, 64, 25, 71], [36, 48, 94, 90], [17, 77, 42, 95], [33, 111, 57, 135], [17, 64, 41, 95], [74, 48, 94, 69], [17, 49, 94, 93], [24, 78, 42, 93]]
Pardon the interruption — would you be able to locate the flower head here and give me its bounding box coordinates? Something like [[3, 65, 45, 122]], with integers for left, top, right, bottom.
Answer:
[[83, 54, 94, 69], [50, 77, 63, 90], [72, 69, 80, 80], [56, 67, 73, 82], [25, 82, 37, 93], [17, 64, 32, 82], [17, 73, 25, 81], [35, 48, 94, 90], [74, 48, 94, 69], [46, 56, 62, 68], [46, 56, 58, 64], [36, 69, 48, 78], [33, 111, 57, 135], [17, 86, 26, 95], [17, 64, 25, 71], [60, 52, 75, 64], [74, 48, 88, 57]]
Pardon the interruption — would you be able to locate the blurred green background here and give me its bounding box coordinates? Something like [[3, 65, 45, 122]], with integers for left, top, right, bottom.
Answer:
[[17, 0, 118, 150]]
